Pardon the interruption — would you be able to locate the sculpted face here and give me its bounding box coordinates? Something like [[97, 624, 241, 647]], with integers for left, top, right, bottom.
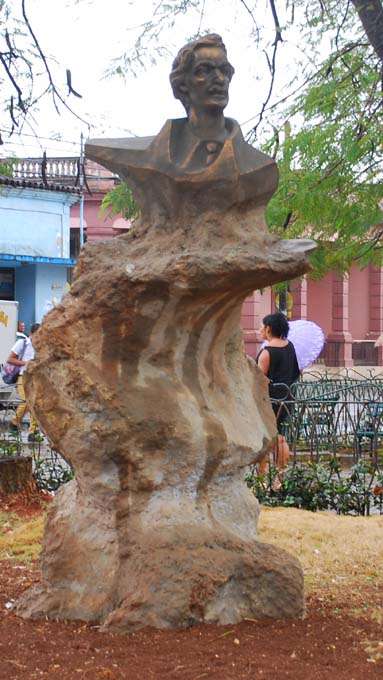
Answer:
[[183, 46, 233, 112]]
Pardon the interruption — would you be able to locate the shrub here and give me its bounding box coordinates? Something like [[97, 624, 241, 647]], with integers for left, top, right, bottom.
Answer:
[[33, 455, 74, 492], [245, 459, 383, 516]]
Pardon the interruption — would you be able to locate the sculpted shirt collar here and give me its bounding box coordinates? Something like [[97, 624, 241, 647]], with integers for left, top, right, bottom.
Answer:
[[167, 117, 240, 173], [143, 117, 242, 177]]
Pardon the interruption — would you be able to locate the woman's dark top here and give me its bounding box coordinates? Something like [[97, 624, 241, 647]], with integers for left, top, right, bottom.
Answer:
[[257, 341, 300, 431], [263, 341, 300, 398]]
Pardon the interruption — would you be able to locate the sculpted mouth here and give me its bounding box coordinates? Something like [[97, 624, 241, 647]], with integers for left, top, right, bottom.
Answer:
[[208, 88, 227, 96]]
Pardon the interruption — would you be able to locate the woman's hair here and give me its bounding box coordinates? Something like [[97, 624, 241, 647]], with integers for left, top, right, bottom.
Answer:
[[262, 312, 289, 339], [169, 33, 234, 111]]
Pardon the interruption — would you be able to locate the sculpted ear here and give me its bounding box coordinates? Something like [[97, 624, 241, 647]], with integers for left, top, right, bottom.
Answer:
[[177, 83, 190, 110]]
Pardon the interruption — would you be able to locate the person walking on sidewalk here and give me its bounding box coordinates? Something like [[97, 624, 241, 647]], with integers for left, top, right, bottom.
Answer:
[[16, 320, 27, 340], [7, 322, 40, 442]]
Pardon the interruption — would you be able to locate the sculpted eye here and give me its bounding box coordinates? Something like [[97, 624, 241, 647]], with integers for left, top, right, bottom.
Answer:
[[221, 65, 233, 78], [194, 64, 211, 76]]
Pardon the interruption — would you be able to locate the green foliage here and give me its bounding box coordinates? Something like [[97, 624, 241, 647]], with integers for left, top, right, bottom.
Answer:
[[264, 44, 383, 276], [0, 432, 74, 492], [0, 437, 21, 458], [101, 181, 139, 221], [0, 158, 14, 176], [245, 459, 383, 516], [33, 456, 74, 492]]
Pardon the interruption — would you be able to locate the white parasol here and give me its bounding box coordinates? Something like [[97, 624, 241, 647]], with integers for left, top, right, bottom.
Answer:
[[287, 319, 325, 370]]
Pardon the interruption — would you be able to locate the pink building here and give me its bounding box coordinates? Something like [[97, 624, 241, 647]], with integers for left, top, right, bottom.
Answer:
[[13, 158, 383, 367], [241, 268, 383, 366], [70, 160, 131, 242]]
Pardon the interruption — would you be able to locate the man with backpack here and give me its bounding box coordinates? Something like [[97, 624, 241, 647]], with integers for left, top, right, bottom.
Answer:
[[16, 320, 27, 340], [7, 322, 40, 442]]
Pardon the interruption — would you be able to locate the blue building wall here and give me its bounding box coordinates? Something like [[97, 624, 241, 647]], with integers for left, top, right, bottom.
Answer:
[[15, 264, 36, 329], [0, 185, 78, 332], [0, 187, 73, 258], [35, 264, 68, 322]]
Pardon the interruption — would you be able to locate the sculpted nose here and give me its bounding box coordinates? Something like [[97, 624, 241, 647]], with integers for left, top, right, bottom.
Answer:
[[213, 68, 225, 82]]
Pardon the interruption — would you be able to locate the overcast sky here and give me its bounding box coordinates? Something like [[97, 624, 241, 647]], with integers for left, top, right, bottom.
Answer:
[[1, 0, 330, 159]]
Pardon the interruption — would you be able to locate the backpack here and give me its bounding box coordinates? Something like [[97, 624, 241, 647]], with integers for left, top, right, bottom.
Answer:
[[1, 338, 28, 385]]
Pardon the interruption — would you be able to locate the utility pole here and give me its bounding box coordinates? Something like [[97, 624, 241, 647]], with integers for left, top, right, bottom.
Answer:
[[79, 131, 84, 248]]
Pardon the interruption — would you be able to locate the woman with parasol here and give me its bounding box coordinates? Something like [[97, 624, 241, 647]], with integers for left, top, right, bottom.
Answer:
[[256, 312, 325, 480], [257, 313, 300, 478]]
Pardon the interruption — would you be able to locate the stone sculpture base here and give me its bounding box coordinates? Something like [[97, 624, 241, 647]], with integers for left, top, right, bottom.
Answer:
[[16, 210, 312, 630], [18, 482, 303, 630]]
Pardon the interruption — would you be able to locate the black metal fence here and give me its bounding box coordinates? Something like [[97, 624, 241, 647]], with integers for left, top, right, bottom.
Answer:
[[246, 372, 383, 515], [0, 393, 73, 492], [272, 373, 383, 464], [1, 370, 383, 497]]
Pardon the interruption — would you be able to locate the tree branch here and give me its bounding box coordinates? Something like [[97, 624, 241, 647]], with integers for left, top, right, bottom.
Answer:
[[238, 0, 260, 38], [335, 0, 351, 49], [355, 226, 383, 260], [20, 0, 87, 126], [197, 0, 206, 35], [21, 0, 60, 113], [269, 0, 283, 43], [246, 0, 283, 142], [351, 0, 383, 63], [0, 53, 25, 115]]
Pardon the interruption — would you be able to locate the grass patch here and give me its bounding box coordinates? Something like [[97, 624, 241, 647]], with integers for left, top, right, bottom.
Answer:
[[1, 505, 382, 616], [0, 511, 44, 562], [259, 506, 383, 612]]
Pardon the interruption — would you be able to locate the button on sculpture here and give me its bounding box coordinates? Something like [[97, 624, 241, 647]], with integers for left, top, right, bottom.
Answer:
[[17, 35, 315, 631]]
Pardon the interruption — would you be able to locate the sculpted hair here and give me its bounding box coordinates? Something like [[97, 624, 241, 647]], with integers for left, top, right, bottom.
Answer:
[[262, 313, 290, 339], [170, 33, 234, 110]]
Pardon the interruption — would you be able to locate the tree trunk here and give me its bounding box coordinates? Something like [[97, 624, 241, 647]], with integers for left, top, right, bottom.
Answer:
[[352, 0, 383, 63], [0, 456, 33, 494]]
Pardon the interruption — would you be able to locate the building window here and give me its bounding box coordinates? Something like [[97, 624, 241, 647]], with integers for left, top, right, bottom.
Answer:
[[0, 268, 15, 300], [70, 228, 81, 259]]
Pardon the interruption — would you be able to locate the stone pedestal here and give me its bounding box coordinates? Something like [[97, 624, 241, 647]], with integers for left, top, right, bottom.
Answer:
[[15, 211, 312, 631]]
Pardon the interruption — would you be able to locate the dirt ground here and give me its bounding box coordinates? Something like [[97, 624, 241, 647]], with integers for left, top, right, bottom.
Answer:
[[0, 497, 382, 679]]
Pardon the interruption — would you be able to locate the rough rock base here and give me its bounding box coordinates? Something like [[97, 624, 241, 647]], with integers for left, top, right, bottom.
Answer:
[[17, 481, 304, 630], [15, 208, 311, 630]]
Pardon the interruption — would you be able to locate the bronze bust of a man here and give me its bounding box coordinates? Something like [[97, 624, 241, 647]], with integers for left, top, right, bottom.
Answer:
[[168, 33, 235, 169], [86, 34, 278, 222]]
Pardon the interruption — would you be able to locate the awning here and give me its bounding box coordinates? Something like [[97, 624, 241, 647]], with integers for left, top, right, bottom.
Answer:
[[0, 253, 76, 266]]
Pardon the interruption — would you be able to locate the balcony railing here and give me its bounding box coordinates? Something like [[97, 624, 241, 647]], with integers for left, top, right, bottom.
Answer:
[[12, 157, 118, 192], [13, 157, 79, 181]]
